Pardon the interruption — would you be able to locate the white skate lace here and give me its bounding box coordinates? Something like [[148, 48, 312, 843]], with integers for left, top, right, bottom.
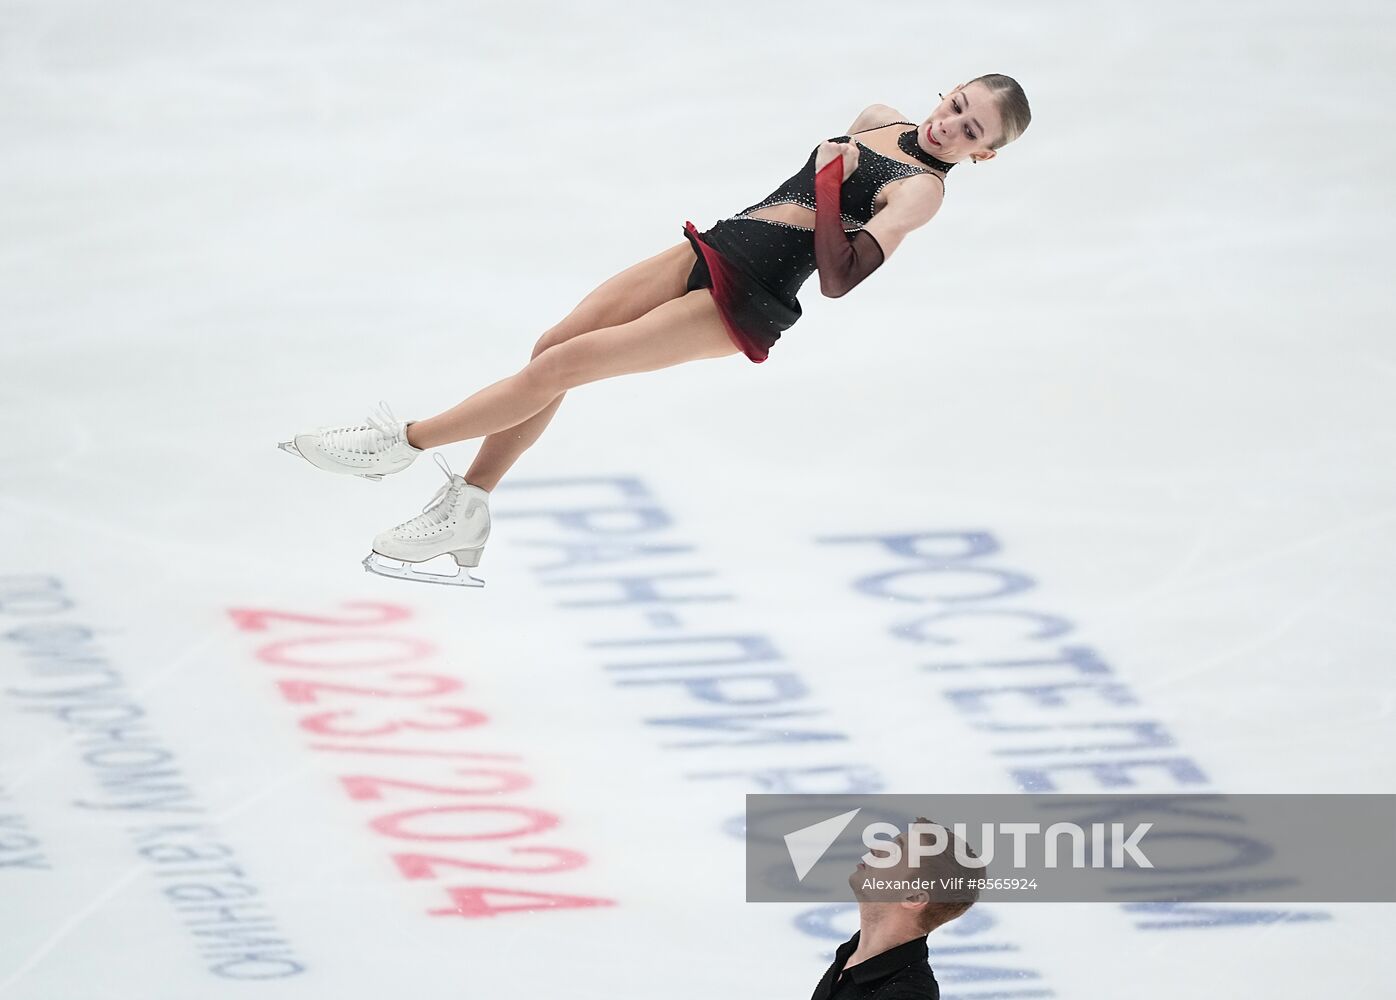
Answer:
[[394, 454, 463, 534], [322, 400, 404, 455]]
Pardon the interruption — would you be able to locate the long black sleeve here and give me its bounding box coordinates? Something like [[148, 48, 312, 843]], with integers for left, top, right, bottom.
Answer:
[[813, 155, 885, 297]]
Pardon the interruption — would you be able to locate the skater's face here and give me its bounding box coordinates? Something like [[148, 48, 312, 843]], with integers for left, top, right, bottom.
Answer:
[[846, 821, 975, 932], [915, 82, 1002, 165], [847, 828, 927, 902]]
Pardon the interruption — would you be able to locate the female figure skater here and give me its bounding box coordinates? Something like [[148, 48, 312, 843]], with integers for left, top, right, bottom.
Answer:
[[280, 75, 1031, 586]]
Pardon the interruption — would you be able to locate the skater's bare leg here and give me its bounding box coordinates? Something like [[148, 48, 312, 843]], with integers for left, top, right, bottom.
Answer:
[[464, 392, 563, 491], [462, 241, 694, 490], [406, 290, 737, 450], [410, 240, 701, 477]]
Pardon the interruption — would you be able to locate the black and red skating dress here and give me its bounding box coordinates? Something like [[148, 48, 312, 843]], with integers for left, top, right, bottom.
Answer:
[[683, 121, 953, 363]]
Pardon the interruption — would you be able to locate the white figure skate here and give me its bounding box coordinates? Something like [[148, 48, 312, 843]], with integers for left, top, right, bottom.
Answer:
[[362, 454, 490, 587], [279, 401, 421, 481]]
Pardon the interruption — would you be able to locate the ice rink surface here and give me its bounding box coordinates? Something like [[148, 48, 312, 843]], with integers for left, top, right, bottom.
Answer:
[[2, 1, 1394, 996]]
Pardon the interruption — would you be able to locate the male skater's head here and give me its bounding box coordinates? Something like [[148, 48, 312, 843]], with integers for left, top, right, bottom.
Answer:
[[847, 816, 981, 937], [813, 818, 981, 999]]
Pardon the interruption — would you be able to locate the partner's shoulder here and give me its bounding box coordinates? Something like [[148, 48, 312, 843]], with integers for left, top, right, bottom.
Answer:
[[846, 104, 911, 134]]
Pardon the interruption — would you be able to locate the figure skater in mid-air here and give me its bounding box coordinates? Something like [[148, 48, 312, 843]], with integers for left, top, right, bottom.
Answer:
[[280, 75, 1031, 586]]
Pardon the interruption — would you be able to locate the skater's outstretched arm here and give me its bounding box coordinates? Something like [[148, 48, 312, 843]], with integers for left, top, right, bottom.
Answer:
[[857, 173, 945, 262], [813, 143, 885, 298], [812, 140, 945, 297]]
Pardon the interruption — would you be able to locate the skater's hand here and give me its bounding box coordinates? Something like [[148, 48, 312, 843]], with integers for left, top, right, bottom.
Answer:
[[815, 140, 859, 181]]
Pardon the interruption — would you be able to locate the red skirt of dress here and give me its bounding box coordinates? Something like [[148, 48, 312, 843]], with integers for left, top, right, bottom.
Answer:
[[683, 220, 802, 364]]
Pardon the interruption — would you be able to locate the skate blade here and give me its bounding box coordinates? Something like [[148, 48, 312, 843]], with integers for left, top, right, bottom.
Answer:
[[362, 553, 485, 588], [278, 439, 384, 481]]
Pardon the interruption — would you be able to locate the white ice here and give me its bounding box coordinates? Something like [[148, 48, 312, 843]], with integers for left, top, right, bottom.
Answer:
[[1, 1, 1394, 997]]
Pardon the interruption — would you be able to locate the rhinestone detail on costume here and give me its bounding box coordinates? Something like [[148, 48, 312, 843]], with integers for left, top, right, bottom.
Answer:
[[679, 122, 955, 364], [728, 124, 950, 231]]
